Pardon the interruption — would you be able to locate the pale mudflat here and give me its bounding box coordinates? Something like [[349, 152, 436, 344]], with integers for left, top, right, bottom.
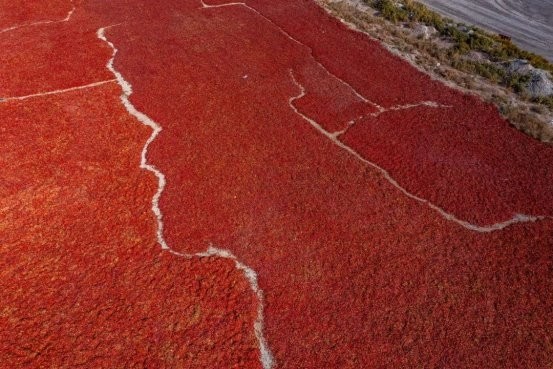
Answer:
[[418, 0, 553, 61]]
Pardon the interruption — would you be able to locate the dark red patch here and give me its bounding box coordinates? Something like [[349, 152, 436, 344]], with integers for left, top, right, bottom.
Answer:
[[341, 104, 553, 225]]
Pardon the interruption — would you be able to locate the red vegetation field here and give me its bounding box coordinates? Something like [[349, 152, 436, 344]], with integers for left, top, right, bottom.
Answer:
[[0, 0, 72, 30], [1, 0, 552, 368]]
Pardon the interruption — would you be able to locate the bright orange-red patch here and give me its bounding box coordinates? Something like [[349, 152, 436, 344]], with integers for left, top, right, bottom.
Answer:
[[2, 1, 552, 368]]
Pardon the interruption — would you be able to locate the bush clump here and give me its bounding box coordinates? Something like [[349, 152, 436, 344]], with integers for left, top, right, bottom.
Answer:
[[372, 0, 409, 22]]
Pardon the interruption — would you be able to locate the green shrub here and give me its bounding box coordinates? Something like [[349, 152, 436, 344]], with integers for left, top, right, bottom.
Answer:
[[452, 60, 506, 82], [403, 0, 445, 30], [503, 73, 531, 93], [372, 0, 409, 22]]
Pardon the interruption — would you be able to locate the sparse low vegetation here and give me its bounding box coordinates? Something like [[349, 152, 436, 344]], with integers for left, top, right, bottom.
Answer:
[[368, 0, 553, 73], [534, 96, 553, 110], [318, 0, 553, 142]]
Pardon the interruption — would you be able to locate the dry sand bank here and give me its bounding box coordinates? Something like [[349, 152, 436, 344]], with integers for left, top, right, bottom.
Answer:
[[418, 0, 553, 62]]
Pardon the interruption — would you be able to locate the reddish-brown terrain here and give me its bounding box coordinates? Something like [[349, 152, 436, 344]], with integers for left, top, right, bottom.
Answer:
[[1, 1, 552, 368]]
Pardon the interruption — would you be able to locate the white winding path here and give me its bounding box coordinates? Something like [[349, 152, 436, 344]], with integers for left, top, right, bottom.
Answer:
[[0, 80, 117, 102], [94, 3, 549, 365], [199, 0, 550, 232], [97, 26, 274, 369], [287, 69, 547, 233], [0, 1, 75, 34]]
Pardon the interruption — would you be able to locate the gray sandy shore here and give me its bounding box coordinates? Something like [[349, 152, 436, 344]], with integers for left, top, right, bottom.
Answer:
[[418, 0, 553, 62]]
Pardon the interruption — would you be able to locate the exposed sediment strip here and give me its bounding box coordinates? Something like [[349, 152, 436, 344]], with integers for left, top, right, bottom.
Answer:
[[97, 26, 274, 369], [200, 0, 552, 230], [200, 0, 382, 110], [0, 79, 117, 102], [3, 1, 550, 367], [287, 69, 547, 232], [331, 101, 454, 137], [0, 0, 75, 34]]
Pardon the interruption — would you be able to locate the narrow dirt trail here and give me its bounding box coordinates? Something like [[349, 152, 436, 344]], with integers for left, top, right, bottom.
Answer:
[[1, 0, 552, 368]]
